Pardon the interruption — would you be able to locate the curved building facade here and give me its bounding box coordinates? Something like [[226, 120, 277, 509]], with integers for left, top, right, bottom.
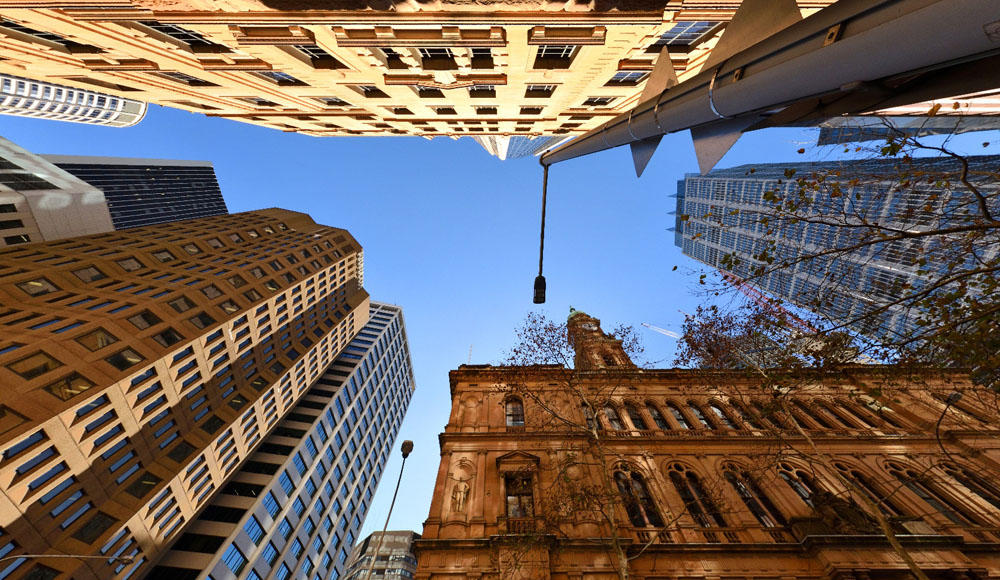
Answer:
[[0, 73, 146, 127]]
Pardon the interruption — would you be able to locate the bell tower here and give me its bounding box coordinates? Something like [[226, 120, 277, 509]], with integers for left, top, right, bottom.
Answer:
[[566, 307, 636, 370]]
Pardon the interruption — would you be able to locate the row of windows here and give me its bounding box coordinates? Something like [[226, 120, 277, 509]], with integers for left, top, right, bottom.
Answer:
[[505, 396, 904, 432], [505, 459, 1000, 534], [152, 307, 410, 580]]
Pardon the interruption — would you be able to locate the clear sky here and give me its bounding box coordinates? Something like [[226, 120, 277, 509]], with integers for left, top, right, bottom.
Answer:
[[1, 106, 995, 542]]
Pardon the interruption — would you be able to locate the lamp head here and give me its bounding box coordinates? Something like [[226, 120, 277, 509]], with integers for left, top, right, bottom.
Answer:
[[400, 440, 414, 458], [533, 275, 546, 304]]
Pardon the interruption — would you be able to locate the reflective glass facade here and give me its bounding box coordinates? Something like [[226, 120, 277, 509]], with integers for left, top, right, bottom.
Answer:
[[673, 156, 1000, 340], [147, 302, 414, 580], [43, 157, 228, 230]]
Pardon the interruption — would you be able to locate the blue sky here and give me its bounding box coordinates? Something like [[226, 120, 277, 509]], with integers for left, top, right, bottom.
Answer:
[[2, 105, 995, 540]]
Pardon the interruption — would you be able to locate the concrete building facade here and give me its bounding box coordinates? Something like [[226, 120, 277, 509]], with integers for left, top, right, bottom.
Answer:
[[672, 155, 1000, 340], [147, 302, 415, 580], [0, 208, 368, 580], [0, 1, 834, 148], [344, 530, 420, 580], [415, 310, 1000, 580], [0, 73, 147, 127]]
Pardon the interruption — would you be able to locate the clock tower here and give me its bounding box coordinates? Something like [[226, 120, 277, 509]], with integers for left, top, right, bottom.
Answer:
[[566, 307, 636, 370]]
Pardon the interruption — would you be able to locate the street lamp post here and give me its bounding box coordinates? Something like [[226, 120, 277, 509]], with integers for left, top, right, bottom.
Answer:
[[362, 440, 414, 580]]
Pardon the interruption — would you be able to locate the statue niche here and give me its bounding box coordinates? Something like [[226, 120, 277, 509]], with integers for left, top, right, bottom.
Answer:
[[451, 481, 470, 513]]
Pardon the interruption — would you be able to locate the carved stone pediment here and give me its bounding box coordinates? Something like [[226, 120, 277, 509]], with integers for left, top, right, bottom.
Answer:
[[496, 451, 541, 474]]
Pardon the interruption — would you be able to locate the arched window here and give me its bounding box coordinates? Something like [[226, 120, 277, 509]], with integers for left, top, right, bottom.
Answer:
[[941, 463, 1000, 512], [878, 409, 905, 429], [667, 464, 726, 527], [731, 402, 764, 430], [777, 463, 821, 507], [709, 403, 737, 429], [833, 462, 905, 516], [792, 401, 834, 429], [835, 400, 879, 429], [931, 392, 989, 425], [615, 470, 664, 527], [723, 466, 786, 528], [604, 405, 625, 430], [505, 398, 525, 427], [666, 402, 692, 429], [752, 400, 790, 429], [687, 402, 715, 429], [646, 402, 670, 430], [582, 403, 599, 431], [886, 461, 982, 526], [816, 401, 855, 428], [624, 403, 648, 430]]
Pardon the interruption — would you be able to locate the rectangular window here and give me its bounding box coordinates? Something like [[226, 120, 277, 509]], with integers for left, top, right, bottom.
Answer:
[[7, 351, 61, 379], [262, 491, 281, 517], [606, 71, 648, 85], [261, 541, 279, 565], [277, 517, 292, 539], [221, 544, 248, 576], [243, 516, 265, 545], [16, 278, 59, 296], [505, 475, 534, 518]]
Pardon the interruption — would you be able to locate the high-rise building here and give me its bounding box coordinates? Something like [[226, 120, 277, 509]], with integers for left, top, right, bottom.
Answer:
[[0, 73, 147, 128], [0, 2, 835, 147], [800, 89, 1000, 146], [0, 208, 369, 580], [0, 136, 116, 247], [42, 155, 228, 230], [672, 155, 1000, 339], [415, 309, 1000, 580], [0, 137, 228, 247], [470, 135, 568, 161], [343, 530, 420, 580], [147, 302, 415, 580]]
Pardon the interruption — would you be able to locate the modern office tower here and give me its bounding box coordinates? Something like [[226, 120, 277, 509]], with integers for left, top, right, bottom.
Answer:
[[804, 89, 1000, 146], [471, 135, 568, 161], [0, 73, 147, 127], [416, 310, 1000, 580], [41, 155, 228, 230], [0, 137, 229, 247], [343, 531, 420, 580], [0, 209, 369, 580], [0, 2, 835, 144], [0, 136, 116, 247], [672, 155, 1000, 339], [147, 302, 415, 580]]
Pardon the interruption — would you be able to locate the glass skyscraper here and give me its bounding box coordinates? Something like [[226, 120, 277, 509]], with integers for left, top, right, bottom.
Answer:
[[673, 155, 1000, 340], [146, 302, 415, 580], [42, 155, 228, 230]]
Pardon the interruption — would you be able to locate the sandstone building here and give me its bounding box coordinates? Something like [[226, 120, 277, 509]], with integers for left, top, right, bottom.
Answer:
[[0, 209, 370, 579], [416, 309, 1000, 580], [0, 1, 834, 155]]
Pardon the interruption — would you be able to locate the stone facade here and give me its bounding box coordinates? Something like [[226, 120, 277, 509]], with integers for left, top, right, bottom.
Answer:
[[416, 310, 1000, 580]]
